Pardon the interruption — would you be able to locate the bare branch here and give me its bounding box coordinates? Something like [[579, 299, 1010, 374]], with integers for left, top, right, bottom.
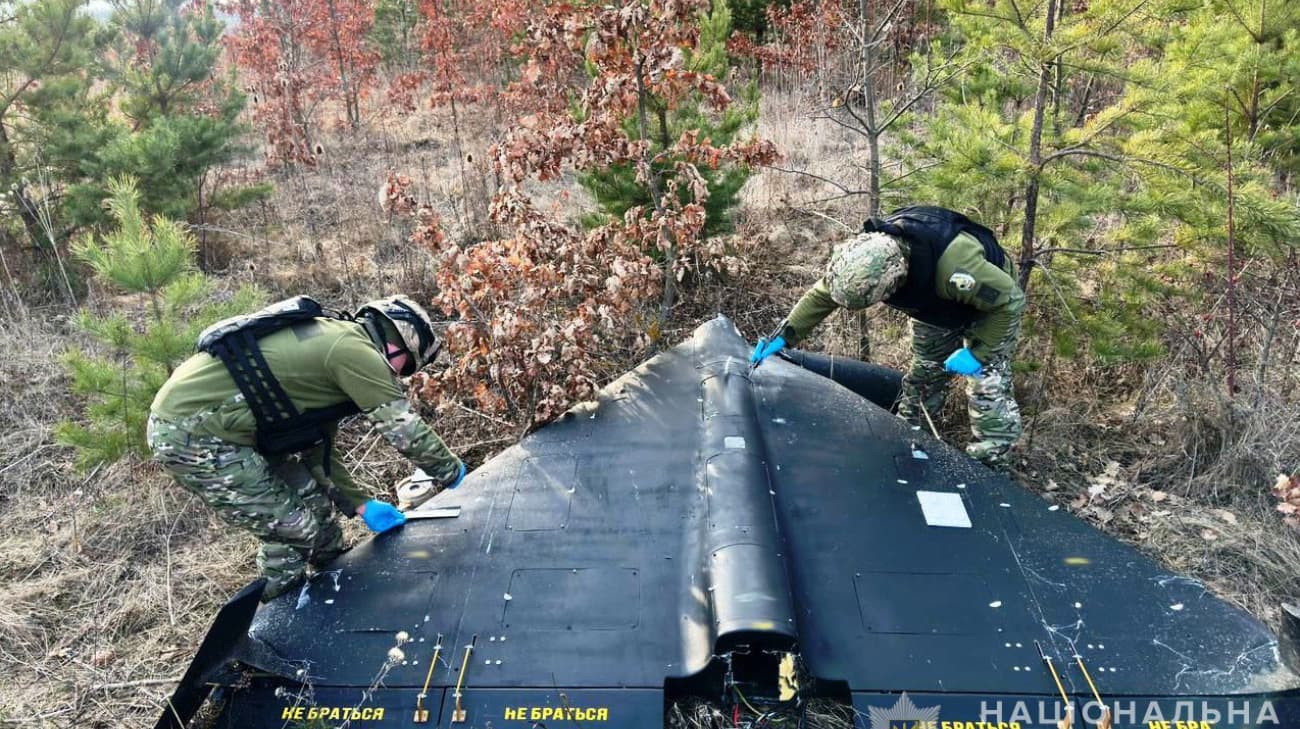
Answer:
[[880, 161, 946, 189], [810, 106, 873, 138], [870, 0, 911, 43], [760, 164, 864, 196], [1221, 0, 1263, 41], [1007, 0, 1034, 33], [879, 57, 969, 130], [1038, 147, 1205, 183], [91, 676, 182, 691], [790, 206, 855, 232]]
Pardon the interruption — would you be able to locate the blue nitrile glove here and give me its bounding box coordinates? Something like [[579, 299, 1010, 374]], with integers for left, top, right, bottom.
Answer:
[[445, 461, 467, 489], [944, 347, 983, 376], [749, 336, 786, 366], [361, 499, 406, 533]]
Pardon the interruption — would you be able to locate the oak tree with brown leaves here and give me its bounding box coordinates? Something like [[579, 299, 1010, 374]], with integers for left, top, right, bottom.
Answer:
[[394, 0, 776, 430]]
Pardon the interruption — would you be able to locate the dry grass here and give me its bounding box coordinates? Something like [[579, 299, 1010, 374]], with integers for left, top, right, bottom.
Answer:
[[1013, 371, 1300, 624], [0, 319, 256, 727]]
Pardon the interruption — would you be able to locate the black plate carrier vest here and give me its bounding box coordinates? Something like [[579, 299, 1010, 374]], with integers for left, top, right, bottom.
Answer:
[[865, 205, 1008, 330], [197, 296, 363, 457]]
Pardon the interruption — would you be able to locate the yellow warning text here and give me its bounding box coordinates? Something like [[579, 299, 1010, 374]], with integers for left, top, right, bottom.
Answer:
[[279, 706, 385, 722], [503, 706, 610, 721]]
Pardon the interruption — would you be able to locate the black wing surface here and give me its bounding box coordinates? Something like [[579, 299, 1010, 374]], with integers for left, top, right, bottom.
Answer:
[[159, 317, 1300, 729]]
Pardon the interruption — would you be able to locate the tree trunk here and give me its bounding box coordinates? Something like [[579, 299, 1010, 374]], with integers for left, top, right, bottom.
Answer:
[[324, 0, 360, 129], [1225, 93, 1238, 398], [1050, 0, 1068, 136], [635, 59, 675, 328], [1016, 0, 1060, 294], [0, 122, 48, 253], [860, 0, 882, 215]]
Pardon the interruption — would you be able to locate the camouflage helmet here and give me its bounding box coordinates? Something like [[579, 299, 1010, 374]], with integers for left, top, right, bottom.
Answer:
[[825, 232, 908, 309], [356, 295, 441, 374]]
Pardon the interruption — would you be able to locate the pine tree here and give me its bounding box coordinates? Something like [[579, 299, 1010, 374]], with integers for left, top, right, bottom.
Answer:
[[893, 0, 1196, 363], [1110, 0, 1300, 383], [65, 0, 252, 228], [898, 0, 1300, 367], [370, 0, 420, 73], [57, 177, 260, 468], [579, 0, 759, 238], [0, 0, 101, 268], [1120, 0, 1300, 253]]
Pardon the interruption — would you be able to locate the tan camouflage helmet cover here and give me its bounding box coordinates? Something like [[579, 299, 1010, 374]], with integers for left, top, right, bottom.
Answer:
[[825, 231, 908, 309], [356, 295, 441, 371]]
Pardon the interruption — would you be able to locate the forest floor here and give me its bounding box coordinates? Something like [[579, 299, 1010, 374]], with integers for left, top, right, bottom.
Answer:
[[1, 100, 1298, 728]]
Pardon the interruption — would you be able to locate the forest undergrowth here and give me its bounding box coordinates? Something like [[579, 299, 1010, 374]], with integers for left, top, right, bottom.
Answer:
[[1, 94, 1298, 727]]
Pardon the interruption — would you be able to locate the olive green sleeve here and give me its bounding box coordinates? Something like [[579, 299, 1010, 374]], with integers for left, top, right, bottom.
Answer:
[[314, 448, 370, 512], [364, 398, 463, 486], [935, 233, 1025, 362], [780, 279, 841, 345], [300, 434, 371, 513]]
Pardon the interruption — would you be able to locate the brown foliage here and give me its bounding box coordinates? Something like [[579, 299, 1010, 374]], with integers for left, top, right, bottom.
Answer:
[[392, 0, 775, 429], [410, 187, 660, 425], [222, 0, 380, 165]]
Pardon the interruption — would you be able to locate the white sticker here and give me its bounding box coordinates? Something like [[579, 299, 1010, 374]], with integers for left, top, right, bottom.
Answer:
[[917, 491, 973, 528], [724, 436, 746, 449]]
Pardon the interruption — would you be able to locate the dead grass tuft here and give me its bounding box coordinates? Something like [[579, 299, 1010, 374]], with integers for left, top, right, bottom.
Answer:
[[1012, 370, 1300, 625]]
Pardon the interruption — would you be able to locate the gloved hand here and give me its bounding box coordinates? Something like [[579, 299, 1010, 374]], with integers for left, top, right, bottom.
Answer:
[[444, 461, 467, 489], [360, 499, 406, 533], [749, 336, 786, 366], [944, 348, 983, 376]]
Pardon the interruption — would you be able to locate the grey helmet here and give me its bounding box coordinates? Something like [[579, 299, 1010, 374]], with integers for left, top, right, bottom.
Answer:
[[824, 232, 908, 309], [356, 295, 441, 374]]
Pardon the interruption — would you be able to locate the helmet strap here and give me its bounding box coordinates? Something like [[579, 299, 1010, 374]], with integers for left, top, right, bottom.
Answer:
[[358, 313, 387, 351]]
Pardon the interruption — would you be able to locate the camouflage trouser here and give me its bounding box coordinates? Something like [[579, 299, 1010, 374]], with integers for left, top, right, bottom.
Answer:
[[146, 412, 345, 600], [894, 317, 1023, 468]]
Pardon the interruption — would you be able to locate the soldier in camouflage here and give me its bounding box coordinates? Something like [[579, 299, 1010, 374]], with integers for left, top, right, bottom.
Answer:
[[148, 295, 465, 600], [752, 207, 1025, 468]]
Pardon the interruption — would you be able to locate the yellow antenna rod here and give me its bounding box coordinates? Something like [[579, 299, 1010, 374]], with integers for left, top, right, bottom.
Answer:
[[412, 635, 444, 723], [451, 636, 477, 723], [1074, 655, 1113, 729], [1036, 641, 1074, 729]]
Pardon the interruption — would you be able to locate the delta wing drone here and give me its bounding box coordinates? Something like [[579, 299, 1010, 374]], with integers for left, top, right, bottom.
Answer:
[[159, 317, 1300, 729]]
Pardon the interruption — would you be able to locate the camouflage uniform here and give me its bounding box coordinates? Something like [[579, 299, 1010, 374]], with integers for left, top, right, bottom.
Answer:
[[894, 316, 1022, 467], [147, 409, 345, 597], [779, 230, 1025, 467], [149, 317, 462, 599]]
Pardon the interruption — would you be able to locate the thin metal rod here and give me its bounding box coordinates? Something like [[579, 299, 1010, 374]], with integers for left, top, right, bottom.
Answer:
[[416, 635, 444, 712]]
